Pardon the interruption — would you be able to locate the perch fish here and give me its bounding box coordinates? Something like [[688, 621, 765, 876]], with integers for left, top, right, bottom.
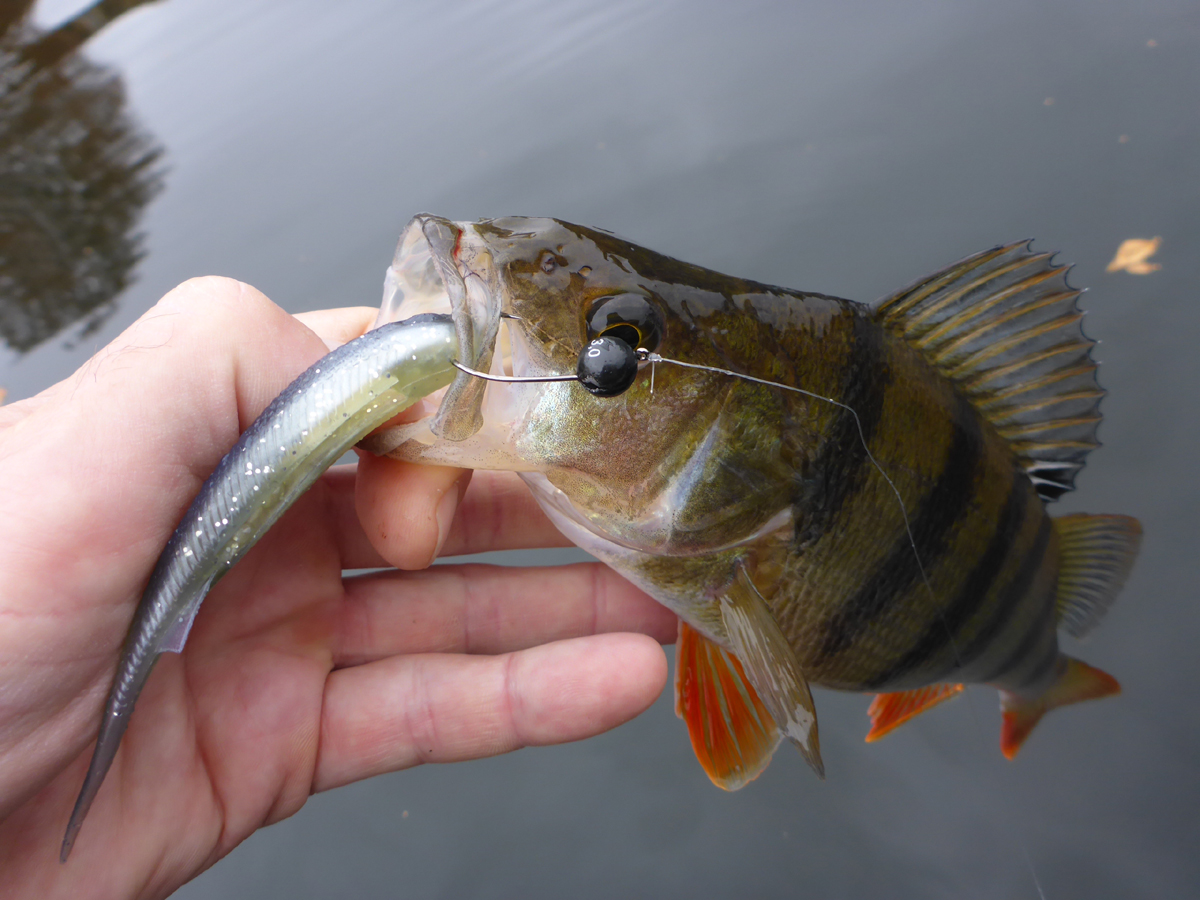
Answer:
[[63, 214, 1141, 858]]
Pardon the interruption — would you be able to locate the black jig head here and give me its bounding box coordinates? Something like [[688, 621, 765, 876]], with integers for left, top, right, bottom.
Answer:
[[576, 336, 639, 397]]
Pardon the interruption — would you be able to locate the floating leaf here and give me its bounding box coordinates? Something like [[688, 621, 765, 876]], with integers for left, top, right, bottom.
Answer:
[[1106, 237, 1161, 275]]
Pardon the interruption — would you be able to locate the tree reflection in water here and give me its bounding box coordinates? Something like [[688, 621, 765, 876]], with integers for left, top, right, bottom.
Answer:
[[0, 0, 162, 352]]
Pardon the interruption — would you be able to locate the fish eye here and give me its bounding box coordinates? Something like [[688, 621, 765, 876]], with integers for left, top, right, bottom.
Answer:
[[539, 251, 559, 274], [585, 293, 662, 352]]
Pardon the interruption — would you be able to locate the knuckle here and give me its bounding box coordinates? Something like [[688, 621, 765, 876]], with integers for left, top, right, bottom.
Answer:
[[500, 652, 525, 749], [152, 277, 281, 338], [403, 671, 441, 762]]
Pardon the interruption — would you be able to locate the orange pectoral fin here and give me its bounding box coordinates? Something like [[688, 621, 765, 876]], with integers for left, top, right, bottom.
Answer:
[[674, 620, 782, 791], [865, 683, 965, 742]]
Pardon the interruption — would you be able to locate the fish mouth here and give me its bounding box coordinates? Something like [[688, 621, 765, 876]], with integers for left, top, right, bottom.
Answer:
[[375, 214, 504, 441]]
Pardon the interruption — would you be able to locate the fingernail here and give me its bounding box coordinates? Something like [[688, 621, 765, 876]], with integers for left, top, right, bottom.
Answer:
[[433, 482, 459, 558]]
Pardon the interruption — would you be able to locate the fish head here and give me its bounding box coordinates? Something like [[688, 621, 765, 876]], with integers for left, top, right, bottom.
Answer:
[[370, 214, 816, 555]]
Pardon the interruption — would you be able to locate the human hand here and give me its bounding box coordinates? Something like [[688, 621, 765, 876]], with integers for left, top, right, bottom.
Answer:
[[0, 278, 675, 899]]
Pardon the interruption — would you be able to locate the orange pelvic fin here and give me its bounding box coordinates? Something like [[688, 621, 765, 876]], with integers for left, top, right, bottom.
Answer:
[[1000, 656, 1120, 759], [674, 620, 782, 790], [865, 683, 965, 742]]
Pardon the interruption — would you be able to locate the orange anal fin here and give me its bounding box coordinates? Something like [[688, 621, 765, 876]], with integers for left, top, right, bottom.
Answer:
[[674, 620, 782, 790], [1000, 656, 1119, 760], [865, 683, 965, 742]]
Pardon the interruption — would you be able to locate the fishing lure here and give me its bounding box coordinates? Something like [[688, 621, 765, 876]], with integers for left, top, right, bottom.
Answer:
[[61, 313, 460, 860]]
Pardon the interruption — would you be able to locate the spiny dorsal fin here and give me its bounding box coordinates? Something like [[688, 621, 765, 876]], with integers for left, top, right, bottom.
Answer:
[[1053, 513, 1142, 638], [674, 620, 782, 790], [874, 241, 1103, 501]]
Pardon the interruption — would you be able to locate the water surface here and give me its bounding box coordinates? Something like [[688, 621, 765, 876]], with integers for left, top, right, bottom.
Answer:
[[7, 1, 1198, 897]]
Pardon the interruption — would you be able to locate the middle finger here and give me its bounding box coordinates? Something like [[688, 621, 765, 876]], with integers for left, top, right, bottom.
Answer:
[[331, 561, 678, 667]]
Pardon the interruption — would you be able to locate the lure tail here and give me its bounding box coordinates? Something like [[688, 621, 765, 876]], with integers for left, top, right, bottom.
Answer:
[[60, 653, 159, 862]]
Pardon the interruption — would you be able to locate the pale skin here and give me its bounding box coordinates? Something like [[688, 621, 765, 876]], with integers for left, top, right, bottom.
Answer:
[[0, 277, 675, 899]]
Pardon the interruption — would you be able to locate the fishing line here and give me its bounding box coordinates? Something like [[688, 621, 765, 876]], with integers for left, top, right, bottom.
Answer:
[[641, 352, 1048, 900], [453, 349, 933, 602], [454, 345, 1048, 900], [641, 351, 934, 593], [453, 350, 926, 581], [642, 352, 1048, 900]]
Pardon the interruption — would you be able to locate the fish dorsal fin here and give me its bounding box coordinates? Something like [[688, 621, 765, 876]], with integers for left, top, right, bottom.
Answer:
[[1053, 513, 1142, 638], [874, 241, 1104, 501], [720, 566, 824, 777], [864, 683, 965, 743], [674, 620, 782, 790]]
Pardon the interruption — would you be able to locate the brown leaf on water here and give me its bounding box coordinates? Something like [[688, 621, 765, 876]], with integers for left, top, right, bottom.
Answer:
[[1106, 237, 1162, 275]]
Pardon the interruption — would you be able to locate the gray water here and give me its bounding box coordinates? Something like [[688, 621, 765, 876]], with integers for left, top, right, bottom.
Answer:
[[5, 1, 1198, 897]]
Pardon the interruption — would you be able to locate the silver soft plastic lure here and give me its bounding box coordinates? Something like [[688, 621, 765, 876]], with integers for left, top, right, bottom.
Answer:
[[61, 312, 460, 860]]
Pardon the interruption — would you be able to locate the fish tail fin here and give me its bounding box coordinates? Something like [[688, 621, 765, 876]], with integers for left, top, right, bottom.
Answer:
[[999, 656, 1120, 760], [674, 620, 782, 790]]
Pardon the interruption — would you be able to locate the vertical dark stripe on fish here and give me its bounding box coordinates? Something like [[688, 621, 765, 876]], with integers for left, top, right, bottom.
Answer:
[[978, 548, 1058, 685], [812, 391, 982, 666], [1021, 637, 1062, 689], [863, 467, 1029, 689], [960, 511, 1053, 682], [792, 313, 890, 548], [981, 615, 1053, 687]]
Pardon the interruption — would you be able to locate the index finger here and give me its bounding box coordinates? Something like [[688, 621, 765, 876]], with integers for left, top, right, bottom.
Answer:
[[321, 467, 574, 571], [292, 307, 377, 350]]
